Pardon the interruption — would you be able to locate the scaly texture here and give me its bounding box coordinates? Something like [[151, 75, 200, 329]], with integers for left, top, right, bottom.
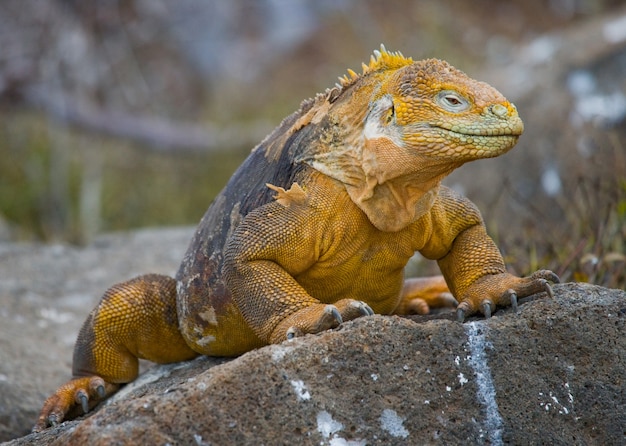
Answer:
[[33, 46, 558, 433]]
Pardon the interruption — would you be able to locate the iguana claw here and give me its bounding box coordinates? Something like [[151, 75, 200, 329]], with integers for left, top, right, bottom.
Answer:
[[286, 327, 302, 339], [284, 302, 372, 340], [47, 414, 58, 427], [510, 291, 518, 312], [96, 384, 106, 398], [481, 301, 492, 318], [456, 307, 467, 323], [543, 280, 554, 298], [327, 305, 343, 324], [501, 289, 518, 313], [77, 390, 89, 413]]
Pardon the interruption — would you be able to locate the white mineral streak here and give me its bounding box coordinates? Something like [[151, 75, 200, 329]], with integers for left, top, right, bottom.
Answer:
[[317, 411, 344, 438], [316, 410, 367, 444], [465, 322, 504, 446], [379, 408, 409, 439], [458, 372, 468, 386], [271, 344, 293, 362], [329, 437, 367, 446], [290, 379, 311, 401]]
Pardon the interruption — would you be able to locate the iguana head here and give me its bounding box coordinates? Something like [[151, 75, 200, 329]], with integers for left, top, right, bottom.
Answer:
[[294, 46, 523, 231], [358, 49, 523, 163]]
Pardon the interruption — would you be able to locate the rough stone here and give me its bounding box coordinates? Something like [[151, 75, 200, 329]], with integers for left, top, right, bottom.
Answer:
[[0, 228, 193, 442], [1, 229, 625, 445]]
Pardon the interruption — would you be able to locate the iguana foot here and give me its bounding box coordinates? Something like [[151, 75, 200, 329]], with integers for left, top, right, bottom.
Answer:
[[456, 270, 560, 322], [395, 276, 457, 315], [33, 376, 119, 432], [273, 299, 374, 343]]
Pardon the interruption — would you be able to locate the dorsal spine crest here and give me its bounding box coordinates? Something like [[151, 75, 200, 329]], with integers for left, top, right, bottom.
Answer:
[[338, 44, 413, 88]]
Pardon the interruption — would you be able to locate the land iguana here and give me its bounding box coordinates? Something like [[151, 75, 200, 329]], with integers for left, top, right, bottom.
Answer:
[[34, 46, 558, 432]]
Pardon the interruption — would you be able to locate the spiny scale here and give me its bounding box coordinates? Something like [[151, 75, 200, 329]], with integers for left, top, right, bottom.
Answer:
[[337, 44, 413, 88]]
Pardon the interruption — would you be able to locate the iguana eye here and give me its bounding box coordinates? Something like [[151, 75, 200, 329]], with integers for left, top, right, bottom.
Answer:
[[436, 91, 470, 112]]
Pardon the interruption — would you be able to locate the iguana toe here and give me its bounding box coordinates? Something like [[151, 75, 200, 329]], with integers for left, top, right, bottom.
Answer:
[[271, 299, 377, 343], [407, 298, 430, 315], [396, 276, 455, 315], [359, 301, 375, 316], [271, 304, 343, 343], [349, 300, 375, 317], [325, 305, 343, 326], [285, 305, 346, 340], [532, 269, 560, 284], [308, 304, 343, 333]]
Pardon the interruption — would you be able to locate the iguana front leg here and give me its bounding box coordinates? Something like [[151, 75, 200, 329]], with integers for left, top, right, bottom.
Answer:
[[223, 257, 375, 344], [223, 255, 373, 344], [437, 223, 559, 322], [222, 195, 374, 345]]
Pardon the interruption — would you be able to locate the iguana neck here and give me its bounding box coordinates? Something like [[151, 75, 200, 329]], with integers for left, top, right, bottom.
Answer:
[[344, 170, 447, 233], [297, 113, 459, 232], [310, 153, 457, 232]]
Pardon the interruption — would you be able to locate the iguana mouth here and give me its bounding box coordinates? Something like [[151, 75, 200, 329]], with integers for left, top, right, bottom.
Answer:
[[436, 125, 523, 138], [424, 128, 520, 158]]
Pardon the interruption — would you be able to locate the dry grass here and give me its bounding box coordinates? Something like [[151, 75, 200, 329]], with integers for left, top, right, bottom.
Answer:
[[493, 132, 626, 290]]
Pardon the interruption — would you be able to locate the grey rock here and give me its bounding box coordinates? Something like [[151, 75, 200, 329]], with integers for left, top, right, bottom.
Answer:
[[1, 229, 625, 445], [0, 228, 193, 442]]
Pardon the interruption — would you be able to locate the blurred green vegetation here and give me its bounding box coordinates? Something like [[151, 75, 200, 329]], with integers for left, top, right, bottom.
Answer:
[[0, 109, 248, 243]]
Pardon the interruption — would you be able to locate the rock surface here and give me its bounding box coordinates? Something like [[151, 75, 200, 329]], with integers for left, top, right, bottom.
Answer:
[[1, 229, 625, 445], [0, 228, 193, 442]]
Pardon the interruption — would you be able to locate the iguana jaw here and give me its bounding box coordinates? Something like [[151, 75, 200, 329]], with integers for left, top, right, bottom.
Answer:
[[400, 101, 524, 162], [417, 127, 521, 161], [428, 102, 523, 157]]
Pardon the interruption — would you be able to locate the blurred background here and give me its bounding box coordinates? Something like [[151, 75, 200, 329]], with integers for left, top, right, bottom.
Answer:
[[0, 0, 624, 287]]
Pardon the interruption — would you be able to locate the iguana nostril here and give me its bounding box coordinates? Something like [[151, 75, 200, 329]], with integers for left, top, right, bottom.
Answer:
[[491, 104, 508, 117]]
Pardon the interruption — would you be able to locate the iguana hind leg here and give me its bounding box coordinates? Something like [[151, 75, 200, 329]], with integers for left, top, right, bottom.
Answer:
[[33, 274, 198, 432], [394, 275, 457, 315]]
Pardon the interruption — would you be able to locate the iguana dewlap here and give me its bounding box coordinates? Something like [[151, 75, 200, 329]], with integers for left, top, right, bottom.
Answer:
[[34, 46, 558, 432]]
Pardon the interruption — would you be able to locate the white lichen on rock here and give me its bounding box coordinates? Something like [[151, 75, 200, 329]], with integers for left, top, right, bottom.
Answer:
[[379, 408, 409, 438]]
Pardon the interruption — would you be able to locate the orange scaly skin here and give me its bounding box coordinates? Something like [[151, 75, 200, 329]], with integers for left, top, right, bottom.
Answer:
[[33, 46, 558, 432]]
